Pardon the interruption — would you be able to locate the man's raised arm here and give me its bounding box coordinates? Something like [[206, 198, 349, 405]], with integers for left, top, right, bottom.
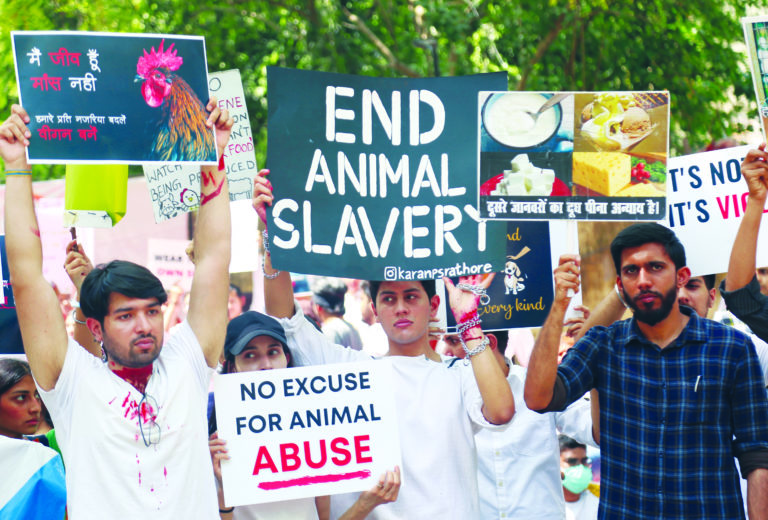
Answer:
[[186, 100, 234, 367], [524, 254, 580, 411], [725, 145, 768, 293], [1, 105, 68, 390], [252, 169, 295, 319]]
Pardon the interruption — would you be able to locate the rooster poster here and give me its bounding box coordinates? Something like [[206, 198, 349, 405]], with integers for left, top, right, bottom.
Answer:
[[11, 31, 216, 165]]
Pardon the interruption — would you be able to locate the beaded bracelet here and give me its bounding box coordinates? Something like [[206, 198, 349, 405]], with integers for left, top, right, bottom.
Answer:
[[262, 230, 281, 280], [5, 170, 31, 176]]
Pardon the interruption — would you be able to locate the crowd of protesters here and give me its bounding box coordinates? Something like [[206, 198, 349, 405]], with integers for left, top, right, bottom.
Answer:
[[0, 94, 767, 520]]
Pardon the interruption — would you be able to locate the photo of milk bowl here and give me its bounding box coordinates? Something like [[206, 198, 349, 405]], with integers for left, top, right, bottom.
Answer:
[[482, 93, 562, 149]]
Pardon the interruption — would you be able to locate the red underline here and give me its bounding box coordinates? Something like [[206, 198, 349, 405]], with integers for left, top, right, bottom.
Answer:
[[257, 470, 372, 490]]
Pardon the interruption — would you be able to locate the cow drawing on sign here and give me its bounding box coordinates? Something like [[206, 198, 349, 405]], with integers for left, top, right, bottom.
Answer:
[[504, 246, 530, 295]]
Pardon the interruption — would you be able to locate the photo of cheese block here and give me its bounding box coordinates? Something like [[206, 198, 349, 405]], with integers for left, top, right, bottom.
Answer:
[[572, 152, 631, 196], [615, 182, 665, 197]]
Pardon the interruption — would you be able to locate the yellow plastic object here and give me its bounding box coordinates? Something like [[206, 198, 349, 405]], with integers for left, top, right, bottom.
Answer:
[[64, 164, 128, 227]]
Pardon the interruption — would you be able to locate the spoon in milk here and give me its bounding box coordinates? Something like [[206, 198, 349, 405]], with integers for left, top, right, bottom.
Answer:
[[525, 93, 570, 125]]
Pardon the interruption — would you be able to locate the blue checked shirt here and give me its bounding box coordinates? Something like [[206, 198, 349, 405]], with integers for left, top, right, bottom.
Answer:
[[556, 306, 768, 519]]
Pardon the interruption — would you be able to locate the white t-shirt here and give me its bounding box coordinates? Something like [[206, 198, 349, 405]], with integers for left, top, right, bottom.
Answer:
[[476, 365, 596, 520], [38, 321, 218, 519], [233, 498, 318, 520], [279, 303, 506, 520], [564, 490, 600, 520]]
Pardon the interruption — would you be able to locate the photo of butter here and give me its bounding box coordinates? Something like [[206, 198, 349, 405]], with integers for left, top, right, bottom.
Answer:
[[491, 154, 556, 196]]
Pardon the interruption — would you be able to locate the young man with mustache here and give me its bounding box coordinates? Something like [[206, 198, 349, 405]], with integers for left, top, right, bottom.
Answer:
[[524, 223, 768, 520]]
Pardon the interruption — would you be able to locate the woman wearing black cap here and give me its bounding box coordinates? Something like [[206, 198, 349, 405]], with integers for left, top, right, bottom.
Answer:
[[209, 311, 399, 520]]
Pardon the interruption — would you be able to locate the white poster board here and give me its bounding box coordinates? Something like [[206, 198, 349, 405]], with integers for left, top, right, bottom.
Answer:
[[663, 145, 768, 276], [214, 360, 401, 507], [146, 238, 195, 291], [143, 68, 258, 222]]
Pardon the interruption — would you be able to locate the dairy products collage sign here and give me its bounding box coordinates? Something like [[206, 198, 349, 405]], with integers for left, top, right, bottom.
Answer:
[[477, 91, 669, 221]]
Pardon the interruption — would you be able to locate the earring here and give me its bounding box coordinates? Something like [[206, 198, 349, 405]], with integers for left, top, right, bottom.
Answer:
[[100, 342, 107, 363]]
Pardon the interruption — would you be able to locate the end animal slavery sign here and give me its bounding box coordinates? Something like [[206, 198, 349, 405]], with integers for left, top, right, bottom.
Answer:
[[214, 361, 401, 506], [266, 67, 507, 281]]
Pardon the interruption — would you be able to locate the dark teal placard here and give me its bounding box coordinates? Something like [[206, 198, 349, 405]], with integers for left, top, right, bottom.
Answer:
[[266, 67, 507, 281], [12, 31, 215, 164]]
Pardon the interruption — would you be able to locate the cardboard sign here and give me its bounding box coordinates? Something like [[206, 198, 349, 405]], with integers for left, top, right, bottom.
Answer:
[[478, 91, 669, 221], [266, 67, 508, 280], [143, 69, 258, 223], [12, 31, 215, 164], [663, 145, 768, 276], [146, 238, 195, 292], [214, 361, 401, 506]]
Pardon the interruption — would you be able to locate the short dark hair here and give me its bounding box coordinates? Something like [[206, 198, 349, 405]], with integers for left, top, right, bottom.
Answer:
[[559, 434, 586, 452], [80, 260, 168, 323], [701, 274, 716, 291], [367, 280, 436, 307], [489, 330, 509, 356], [0, 358, 32, 397], [311, 277, 348, 315], [610, 223, 686, 275]]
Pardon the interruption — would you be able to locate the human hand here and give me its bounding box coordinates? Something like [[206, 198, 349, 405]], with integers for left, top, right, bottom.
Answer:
[[553, 255, 580, 309], [443, 273, 494, 322], [0, 104, 31, 170], [209, 432, 229, 485], [564, 305, 590, 338], [252, 169, 273, 226], [741, 144, 768, 204], [357, 466, 400, 510], [205, 97, 234, 157], [64, 240, 93, 295], [428, 316, 444, 350]]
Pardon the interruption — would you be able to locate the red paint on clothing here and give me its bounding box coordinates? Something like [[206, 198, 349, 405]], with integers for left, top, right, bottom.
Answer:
[[112, 364, 153, 394]]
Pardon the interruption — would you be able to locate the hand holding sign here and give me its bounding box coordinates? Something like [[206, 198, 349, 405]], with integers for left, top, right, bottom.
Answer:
[[553, 254, 580, 311], [741, 144, 768, 205], [0, 104, 32, 169], [252, 169, 273, 226], [64, 239, 93, 294]]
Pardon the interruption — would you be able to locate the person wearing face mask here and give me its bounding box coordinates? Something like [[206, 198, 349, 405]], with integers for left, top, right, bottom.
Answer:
[[559, 435, 599, 520]]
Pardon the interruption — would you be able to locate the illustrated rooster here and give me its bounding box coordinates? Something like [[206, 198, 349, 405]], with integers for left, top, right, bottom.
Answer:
[[135, 40, 215, 162]]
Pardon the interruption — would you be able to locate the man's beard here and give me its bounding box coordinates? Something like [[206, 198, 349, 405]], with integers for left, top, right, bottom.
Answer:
[[624, 285, 677, 326]]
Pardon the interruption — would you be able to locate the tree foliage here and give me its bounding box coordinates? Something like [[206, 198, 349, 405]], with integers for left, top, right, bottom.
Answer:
[[1, 0, 766, 180]]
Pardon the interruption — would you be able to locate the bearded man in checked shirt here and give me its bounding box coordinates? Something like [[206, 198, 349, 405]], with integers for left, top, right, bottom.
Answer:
[[525, 223, 768, 520]]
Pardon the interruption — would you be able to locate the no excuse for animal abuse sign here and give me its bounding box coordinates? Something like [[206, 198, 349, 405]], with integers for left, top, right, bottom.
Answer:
[[266, 67, 507, 280], [214, 361, 401, 506]]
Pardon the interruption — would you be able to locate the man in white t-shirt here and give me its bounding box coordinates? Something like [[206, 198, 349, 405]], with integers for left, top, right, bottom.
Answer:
[[0, 103, 234, 519], [443, 329, 596, 519], [253, 176, 515, 519]]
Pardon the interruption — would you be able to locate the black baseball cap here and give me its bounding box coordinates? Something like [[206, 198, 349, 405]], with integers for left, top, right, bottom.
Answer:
[[224, 311, 289, 357]]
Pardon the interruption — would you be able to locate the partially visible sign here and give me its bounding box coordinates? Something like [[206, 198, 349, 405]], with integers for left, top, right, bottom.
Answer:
[[444, 220, 578, 331], [12, 31, 215, 164], [266, 67, 508, 280], [663, 145, 768, 276], [743, 16, 768, 142], [214, 361, 401, 506], [143, 69, 258, 223], [146, 238, 195, 292]]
